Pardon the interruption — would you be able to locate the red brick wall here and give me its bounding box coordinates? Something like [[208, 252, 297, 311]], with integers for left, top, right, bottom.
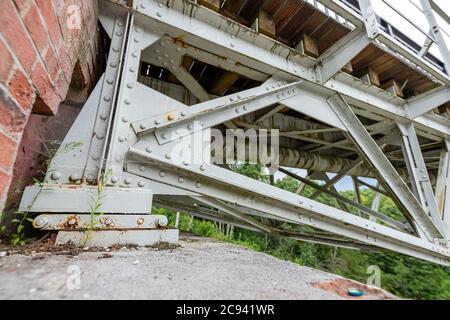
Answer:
[[0, 0, 102, 213]]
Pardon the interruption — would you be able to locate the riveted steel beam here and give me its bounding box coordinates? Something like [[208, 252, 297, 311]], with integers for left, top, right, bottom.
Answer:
[[125, 146, 450, 265], [327, 94, 447, 240], [102, 0, 450, 140]]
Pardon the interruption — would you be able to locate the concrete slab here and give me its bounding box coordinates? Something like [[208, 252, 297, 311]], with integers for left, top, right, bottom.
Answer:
[[0, 235, 396, 300]]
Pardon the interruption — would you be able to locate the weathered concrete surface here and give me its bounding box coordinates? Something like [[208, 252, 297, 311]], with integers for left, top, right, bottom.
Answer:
[[0, 235, 395, 300]]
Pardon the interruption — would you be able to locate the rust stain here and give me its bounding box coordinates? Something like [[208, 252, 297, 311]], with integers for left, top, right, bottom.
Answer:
[[171, 36, 189, 48], [311, 278, 396, 300]]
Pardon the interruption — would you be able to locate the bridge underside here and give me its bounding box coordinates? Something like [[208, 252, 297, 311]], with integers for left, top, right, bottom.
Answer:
[[20, 0, 450, 265]]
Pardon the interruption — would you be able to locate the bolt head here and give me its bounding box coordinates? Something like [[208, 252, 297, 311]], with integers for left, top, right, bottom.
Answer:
[[50, 172, 61, 180], [158, 216, 168, 227]]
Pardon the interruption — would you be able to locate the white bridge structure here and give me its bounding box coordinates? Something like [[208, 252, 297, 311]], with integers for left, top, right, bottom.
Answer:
[[20, 0, 450, 265]]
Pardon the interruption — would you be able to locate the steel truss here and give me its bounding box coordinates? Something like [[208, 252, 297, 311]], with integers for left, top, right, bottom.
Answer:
[[20, 0, 450, 265]]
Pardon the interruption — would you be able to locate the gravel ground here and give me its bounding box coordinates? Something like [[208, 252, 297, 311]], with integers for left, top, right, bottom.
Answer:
[[0, 235, 396, 300]]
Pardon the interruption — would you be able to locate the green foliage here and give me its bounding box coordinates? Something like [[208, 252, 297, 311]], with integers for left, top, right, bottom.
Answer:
[[155, 168, 450, 300], [1, 140, 84, 246]]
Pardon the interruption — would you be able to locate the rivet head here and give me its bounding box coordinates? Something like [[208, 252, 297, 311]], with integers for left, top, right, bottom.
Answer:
[[157, 12, 162, 17], [70, 174, 80, 181], [124, 99, 131, 105], [50, 172, 61, 180], [159, 171, 166, 177], [96, 133, 104, 140], [130, 67, 136, 72], [34, 216, 48, 228], [138, 181, 145, 187], [165, 154, 172, 159], [100, 113, 108, 120], [124, 178, 132, 185], [140, 123, 147, 130], [139, 165, 146, 172], [110, 176, 119, 183], [110, 62, 118, 68], [118, 136, 126, 142], [195, 182, 202, 188], [178, 177, 184, 183], [122, 116, 129, 123], [167, 113, 176, 121], [112, 47, 120, 52], [161, 133, 168, 139], [146, 147, 153, 153], [183, 160, 189, 166], [106, 79, 114, 85], [116, 31, 123, 36], [200, 165, 206, 171], [104, 96, 111, 102], [180, 111, 186, 117], [155, 119, 161, 125], [127, 83, 134, 89], [137, 218, 145, 225]]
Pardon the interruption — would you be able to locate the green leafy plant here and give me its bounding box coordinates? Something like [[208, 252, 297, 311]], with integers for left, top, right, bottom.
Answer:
[[2, 140, 83, 246], [84, 169, 113, 245]]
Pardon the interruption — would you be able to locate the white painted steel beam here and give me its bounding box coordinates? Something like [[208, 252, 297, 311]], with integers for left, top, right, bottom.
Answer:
[[317, 28, 371, 83], [327, 94, 447, 240], [101, 0, 450, 141], [407, 86, 450, 118], [126, 147, 450, 265]]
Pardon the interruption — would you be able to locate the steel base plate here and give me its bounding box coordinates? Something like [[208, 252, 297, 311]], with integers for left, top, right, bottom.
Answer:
[[55, 229, 179, 247]]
